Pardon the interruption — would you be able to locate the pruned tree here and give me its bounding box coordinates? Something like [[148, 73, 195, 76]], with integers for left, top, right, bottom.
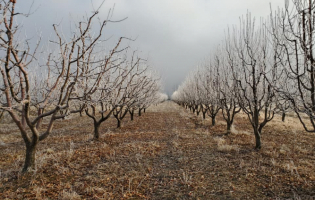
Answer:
[[204, 56, 222, 126], [219, 40, 242, 134], [271, 0, 315, 131], [76, 36, 129, 139], [0, 0, 123, 172], [111, 55, 147, 128], [231, 13, 277, 149]]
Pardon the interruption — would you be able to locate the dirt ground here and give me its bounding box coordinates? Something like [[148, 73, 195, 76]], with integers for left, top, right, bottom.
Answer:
[[0, 101, 314, 199]]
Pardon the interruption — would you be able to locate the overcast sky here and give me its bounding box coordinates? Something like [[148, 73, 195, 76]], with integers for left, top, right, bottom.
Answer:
[[17, 0, 285, 95]]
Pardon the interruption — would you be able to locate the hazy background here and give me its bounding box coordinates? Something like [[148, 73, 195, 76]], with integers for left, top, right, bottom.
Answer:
[[17, 0, 285, 96]]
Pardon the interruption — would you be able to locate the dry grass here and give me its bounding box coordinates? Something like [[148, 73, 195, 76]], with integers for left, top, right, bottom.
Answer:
[[0, 101, 314, 199]]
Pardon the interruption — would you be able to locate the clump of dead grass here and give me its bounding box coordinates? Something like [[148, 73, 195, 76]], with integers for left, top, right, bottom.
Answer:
[[60, 189, 81, 200], [214, 137, 239, 152]]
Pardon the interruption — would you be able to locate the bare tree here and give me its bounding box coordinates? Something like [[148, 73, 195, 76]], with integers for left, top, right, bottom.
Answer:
[[172, 71, 200, 115], [172, 60, 222, 126], [271, 0, 315, 131], [77, 37, 129, 139], [204, 56, 222, 126], [111, 57, 147, 128], [219, 41, 241, 134], [231, 13, 276, 149], [0, 1, 121, 172]]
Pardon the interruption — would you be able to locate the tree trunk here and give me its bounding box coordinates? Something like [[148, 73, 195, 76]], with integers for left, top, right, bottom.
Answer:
[[143, 108, 146, 113], [138, 109, 141, 116], [130, 110, 134, 121], [202, 112, 206, 119], [226, 123, 231, 135], [117, 119, 121, 128], [282, 112, 286, 122], [254, 129, 261, 150], [22, 144, 37, 172], [211, 117, 216, 126], [94, 122, 100, 140]]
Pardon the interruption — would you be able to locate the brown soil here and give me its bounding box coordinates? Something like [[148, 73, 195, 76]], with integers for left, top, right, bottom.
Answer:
[[0, 101, 314, 199]]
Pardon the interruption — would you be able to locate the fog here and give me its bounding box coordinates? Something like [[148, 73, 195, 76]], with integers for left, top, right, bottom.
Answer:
[[17, 0, 285, 96]]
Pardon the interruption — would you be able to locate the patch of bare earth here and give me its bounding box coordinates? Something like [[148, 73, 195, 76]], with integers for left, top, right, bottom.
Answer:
[[0, 101, 314, 199]]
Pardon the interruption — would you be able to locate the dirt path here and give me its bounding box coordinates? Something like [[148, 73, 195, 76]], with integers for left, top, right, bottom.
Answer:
[[111, 101, 246, 199], [143, 102, 235, 199]]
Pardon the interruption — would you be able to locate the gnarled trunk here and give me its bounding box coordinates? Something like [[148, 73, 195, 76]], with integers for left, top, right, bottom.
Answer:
[[94, 121, 101, 140], [211, 117, 216, 126], [138, 109, 142, 116], [254, 129, 261, 149], [117, 119, 121, 128], [202, 112, 206, 119], [22, 143, 37, 172], [226, 123, 231, 135], [253, 109, 261, 149], [130, 110, 134, 121]]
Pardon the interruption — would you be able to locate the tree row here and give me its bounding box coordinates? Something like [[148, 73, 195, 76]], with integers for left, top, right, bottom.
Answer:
[[0, 1, 167, 172], [172, 0, 315, 150]]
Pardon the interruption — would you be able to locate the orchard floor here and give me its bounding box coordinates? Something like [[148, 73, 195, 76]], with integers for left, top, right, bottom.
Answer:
[[0, 101, 315, 199]]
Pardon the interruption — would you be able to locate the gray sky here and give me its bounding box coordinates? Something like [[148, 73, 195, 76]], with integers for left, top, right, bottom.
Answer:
[[18, 0, 285, 95]]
